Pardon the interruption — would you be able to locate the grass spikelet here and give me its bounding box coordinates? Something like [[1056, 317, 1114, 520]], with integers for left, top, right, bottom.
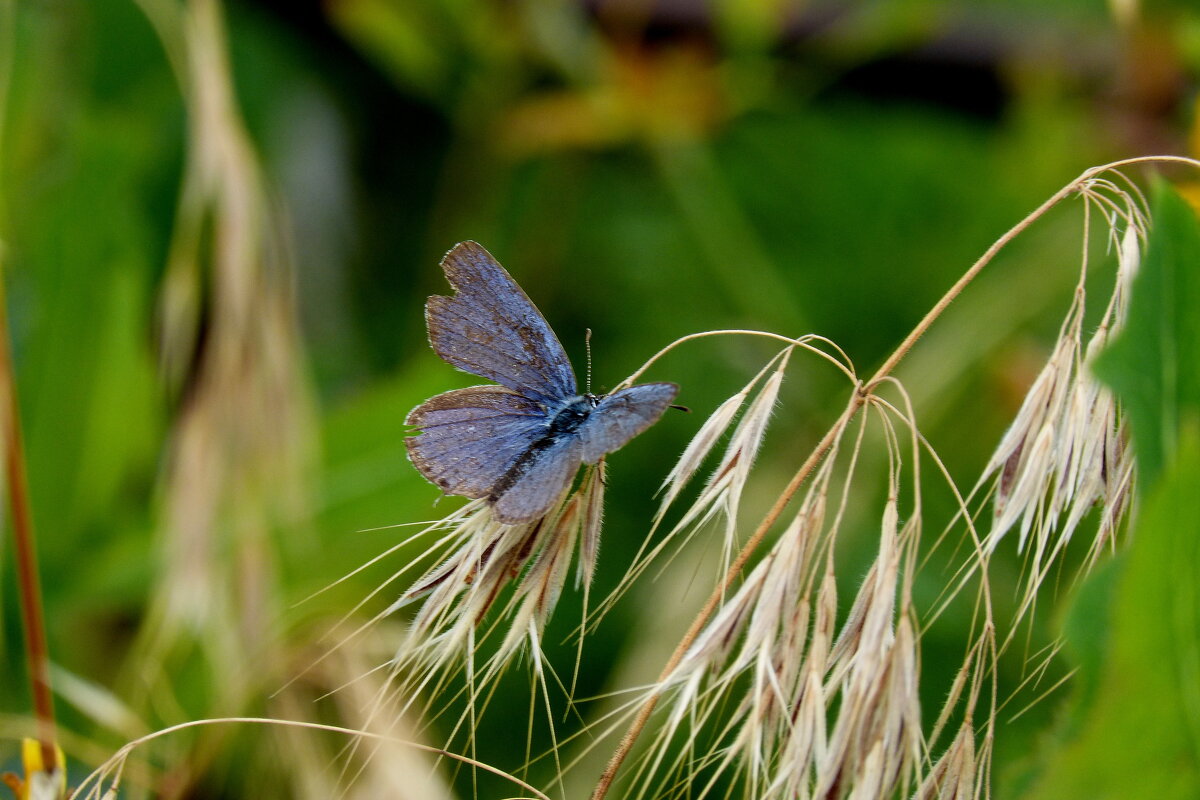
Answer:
[[816, 503, 923, 800], [664, 348, 791, 546], [576, 461, 607, 588], [976, 186, 1144, 619], [653, 355, 779, 525], [916, 722, 978, 800], [589, 345, 813, 630], [385, 463, 609, 698]]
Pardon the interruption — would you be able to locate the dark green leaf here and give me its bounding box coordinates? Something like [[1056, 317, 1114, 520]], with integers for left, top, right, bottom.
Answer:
[[1092, 181, 1200, 487], [1022, 430, 1200, 799]]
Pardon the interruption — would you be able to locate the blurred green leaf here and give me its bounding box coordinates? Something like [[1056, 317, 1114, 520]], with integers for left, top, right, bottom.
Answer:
[[1092, 181, 1200, 487], [1021, 181, 1200, 799], [1022, 430, 1200, 799], [331, 0, 451, 97]]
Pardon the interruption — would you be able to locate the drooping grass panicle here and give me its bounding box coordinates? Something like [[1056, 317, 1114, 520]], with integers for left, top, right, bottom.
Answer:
[[379, 461, 609, 701], [975, 181, 1145, 624], [606, 389, 899, 797], [612, 394, 935, 800], [589, 337, 856, 631], [586, 161, 1192, 800]]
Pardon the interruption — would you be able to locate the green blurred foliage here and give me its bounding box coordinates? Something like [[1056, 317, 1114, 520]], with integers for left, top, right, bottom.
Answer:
[[1094, 182, 1200, 487], [0, 0, 1198, 795], [1022, 440, 1200, 799], [1, 0, 175, 672]]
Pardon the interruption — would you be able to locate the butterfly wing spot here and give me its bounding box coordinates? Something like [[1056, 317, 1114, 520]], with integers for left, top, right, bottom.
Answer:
[[465, 325, 495, 347]]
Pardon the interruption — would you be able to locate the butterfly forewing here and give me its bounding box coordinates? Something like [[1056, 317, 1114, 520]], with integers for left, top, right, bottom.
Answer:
[[578, 382, 679, 464], [427, 242, 577, 405], [406, 386, 547, 499]]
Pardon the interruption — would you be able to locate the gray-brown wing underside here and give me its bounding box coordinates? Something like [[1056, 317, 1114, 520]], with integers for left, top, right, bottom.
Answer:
[[406, 386, 547, 500], [426, 241, 577, 406], [578, 383, 679, 464]]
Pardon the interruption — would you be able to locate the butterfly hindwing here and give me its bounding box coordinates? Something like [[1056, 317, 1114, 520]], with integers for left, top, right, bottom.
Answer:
[[406, 385, 548, 500], [578, 382, 679, 464], [426, 241, 577, 405], [490, 435, 584, 524]]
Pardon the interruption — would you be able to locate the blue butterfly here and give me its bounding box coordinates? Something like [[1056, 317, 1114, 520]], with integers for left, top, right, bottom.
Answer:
[[407, 242, 679, 524]]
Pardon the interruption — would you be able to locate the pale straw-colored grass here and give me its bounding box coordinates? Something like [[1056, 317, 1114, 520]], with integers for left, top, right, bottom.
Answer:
[[959, 175, 1145, 645], [135, 0, 313, 670], [102, 0, 324, 795]]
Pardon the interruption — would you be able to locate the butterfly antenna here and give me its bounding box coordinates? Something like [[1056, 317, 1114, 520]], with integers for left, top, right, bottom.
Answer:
[[585, 328, 593, 394]]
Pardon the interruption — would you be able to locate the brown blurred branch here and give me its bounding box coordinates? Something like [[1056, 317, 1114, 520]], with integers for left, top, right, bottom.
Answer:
[[0, 269, 58, 772]]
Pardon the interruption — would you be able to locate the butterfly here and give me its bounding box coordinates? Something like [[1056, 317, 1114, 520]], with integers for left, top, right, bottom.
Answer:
[[406, 242, 679, 524]]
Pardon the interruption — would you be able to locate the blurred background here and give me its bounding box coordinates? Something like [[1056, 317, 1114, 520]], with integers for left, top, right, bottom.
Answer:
[[1, 0, 1199, 797]]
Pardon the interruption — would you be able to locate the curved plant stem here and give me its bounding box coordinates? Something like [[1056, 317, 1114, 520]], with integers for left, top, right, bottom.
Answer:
[[0, 270, 58, 771], [71, 716, 553, 800], [588, 155, 1200, 799], [864, 155, 1197, 389]]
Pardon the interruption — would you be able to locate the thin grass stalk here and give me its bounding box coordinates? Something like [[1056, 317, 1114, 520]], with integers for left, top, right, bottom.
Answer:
[[0, 0, 59, 779], [0, 262, 58, 773], [69, 717, 553, 800]]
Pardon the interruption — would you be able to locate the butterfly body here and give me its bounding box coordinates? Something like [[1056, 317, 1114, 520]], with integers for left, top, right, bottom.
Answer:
[[407, 242, 678, 524], [549, 393, 601, 434]]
